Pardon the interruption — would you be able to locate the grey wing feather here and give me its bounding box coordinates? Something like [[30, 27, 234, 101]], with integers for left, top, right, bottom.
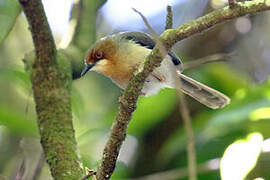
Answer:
[[119, 31, 181, 66], [179, 73, 230, 109]]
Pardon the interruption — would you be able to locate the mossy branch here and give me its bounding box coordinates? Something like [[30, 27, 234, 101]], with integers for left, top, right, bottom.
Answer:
[[18, 0, 84, 179], [165, 5, 173, 30], [96, 1, 270, 179]]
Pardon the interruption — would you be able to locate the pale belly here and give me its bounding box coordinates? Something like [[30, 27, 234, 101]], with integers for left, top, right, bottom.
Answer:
[[110, 56, 177, 96], [142, 56, 177, 96]]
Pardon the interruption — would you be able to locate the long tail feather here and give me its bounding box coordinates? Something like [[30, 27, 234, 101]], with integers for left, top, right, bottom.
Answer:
[[178, 74, 230, 109]]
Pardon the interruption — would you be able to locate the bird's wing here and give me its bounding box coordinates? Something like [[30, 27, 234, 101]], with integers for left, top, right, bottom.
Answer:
[[119, 31, 181, 66]]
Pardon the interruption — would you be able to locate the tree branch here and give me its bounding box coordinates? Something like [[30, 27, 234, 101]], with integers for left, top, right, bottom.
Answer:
[[32, 152, 45, 180], [67, 0, 107, 79], [96, 1, 270, 179], [19, 0, 56, 67], [130, 158, 220, 180], [18, 0, 84, 179], [165, 5, 173, 30], [182, 52, 235, 70], [69, 0, 106, 52], [177, 92, 197, 180]]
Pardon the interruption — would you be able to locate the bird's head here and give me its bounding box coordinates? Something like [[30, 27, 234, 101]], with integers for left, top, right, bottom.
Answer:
[[81, 32, 152, 80], [81, 36, 118, 76]]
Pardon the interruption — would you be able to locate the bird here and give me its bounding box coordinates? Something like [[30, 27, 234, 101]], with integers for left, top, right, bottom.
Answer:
[[81, 31, 230, 109]]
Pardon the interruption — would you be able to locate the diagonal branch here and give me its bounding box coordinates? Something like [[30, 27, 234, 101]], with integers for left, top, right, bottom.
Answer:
[[130, 158, 220, 180], [182, 52, 235, 70], [96, 1, 270, 179]]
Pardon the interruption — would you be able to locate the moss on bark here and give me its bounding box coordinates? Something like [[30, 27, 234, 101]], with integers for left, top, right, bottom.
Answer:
[[18, 0, 84, 179]]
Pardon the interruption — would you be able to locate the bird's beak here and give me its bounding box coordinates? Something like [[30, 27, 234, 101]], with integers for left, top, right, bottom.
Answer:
[[81, 63, 96, 77]]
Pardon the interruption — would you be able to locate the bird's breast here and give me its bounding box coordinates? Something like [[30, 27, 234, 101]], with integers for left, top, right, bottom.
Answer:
[[100, 60, 135, 89]]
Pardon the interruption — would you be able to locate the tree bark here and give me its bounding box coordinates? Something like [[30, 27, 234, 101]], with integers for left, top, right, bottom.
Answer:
[[18, 0, 84, 179]]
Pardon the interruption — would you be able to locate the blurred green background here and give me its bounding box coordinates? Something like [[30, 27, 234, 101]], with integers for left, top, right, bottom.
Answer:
[[0, 0, 270, 179]]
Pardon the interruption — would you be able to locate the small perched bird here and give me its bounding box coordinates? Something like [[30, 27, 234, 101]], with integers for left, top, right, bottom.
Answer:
[[81, 31, 230, 109]]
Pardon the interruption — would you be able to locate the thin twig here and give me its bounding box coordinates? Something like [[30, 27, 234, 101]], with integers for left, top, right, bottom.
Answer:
[[182, 52, 235, 71], [132, 8, 159, 39], [166, 5, 173, 30], [96, 1, 270, 179], [80, 169, 97, 180], [132, 8, 167, 57], [173, 68, 197, 180], [15, 159, 26, 180], [129, 158, 220, 180], [178, 94, 197, 180], [32, 152, 45, 180]]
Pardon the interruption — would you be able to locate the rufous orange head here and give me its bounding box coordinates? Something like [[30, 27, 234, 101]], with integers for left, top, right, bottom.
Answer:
[[81, 37, 118, 76]]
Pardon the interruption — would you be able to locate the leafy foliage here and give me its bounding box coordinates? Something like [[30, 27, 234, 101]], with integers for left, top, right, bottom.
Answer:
[[0, 0, 21, 45]]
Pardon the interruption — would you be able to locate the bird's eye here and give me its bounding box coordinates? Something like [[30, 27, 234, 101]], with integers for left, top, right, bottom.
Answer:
[[95, 51, 103, 60]]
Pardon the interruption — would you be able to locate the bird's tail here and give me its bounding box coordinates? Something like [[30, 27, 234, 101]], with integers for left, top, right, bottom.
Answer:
[[178, 73, 230, 109]]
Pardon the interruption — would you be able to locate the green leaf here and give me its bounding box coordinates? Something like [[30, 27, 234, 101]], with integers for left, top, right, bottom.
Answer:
[[0, 0, 21, 45], [127, 88, 178, 137], [0, 105, 38, 136], [111, 162, 128, 180], [0, 68, 31, 89]]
